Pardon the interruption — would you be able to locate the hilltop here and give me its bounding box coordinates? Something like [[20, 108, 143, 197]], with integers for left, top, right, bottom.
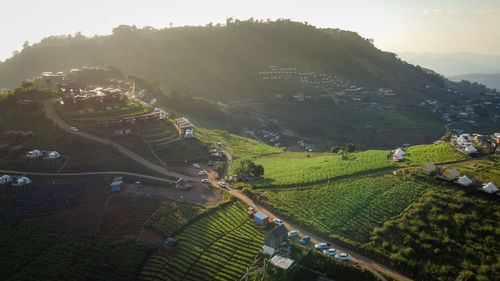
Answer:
[[0, 19, 443, 101]]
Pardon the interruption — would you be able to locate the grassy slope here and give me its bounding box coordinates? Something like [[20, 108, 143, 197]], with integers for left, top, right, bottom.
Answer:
[[260, 174, 432, 244], [444, 155, 499, 184], [235, 150, 394, 188], [364, 187, 500, 281], [402, 143, 469, 166]]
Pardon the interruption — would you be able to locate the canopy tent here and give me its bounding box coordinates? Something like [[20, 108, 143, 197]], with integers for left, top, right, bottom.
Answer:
[[483, 182, 498, 193], [465, 145, 478, 154], [457, 175, 472, 186]]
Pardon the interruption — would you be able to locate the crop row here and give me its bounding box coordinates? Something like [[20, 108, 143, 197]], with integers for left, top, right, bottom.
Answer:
[[138, 202, 265, 281]]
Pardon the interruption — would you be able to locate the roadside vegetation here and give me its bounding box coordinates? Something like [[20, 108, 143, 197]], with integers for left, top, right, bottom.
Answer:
[[234, 150, 394, 188], [259, 174, 432, 244], [364, 187, 500, 281]]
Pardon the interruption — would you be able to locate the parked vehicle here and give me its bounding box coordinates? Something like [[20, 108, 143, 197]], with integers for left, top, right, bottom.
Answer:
[[201, 179, 211, 184], [192, 163, 201, 168], [198, 171, 207, 176], [272, 218, 283, 225], [288, 230, 300, 237], [300, 236, 310, 244], [218, 182, 227, 188], [314, 243, 331, 250], [334, 253, 351, 261], [323, 248, 338, 256], [69, 126, 78, 132], [134, 181, 143, 187]]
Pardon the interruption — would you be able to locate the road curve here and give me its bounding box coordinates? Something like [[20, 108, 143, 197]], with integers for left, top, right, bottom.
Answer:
[[0, 169, 177, 183], [44, 99, 197, 182]]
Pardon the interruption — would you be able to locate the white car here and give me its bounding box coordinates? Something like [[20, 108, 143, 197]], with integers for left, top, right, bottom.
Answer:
[[314, 243, 331, 250], [334, 253, 351, 261], [192, 163, 201, 168], [201, 179, 211, 184], [198, 171, 207, 176], [323, 248, 338, 256], [272, 218, 283, 225], [218, 182, 227, 188], [69, 126, 78, 132], [288, 230, 300, 237]]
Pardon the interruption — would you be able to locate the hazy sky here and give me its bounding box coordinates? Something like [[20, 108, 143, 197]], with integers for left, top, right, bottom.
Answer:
[[1, 0, 499, 61]]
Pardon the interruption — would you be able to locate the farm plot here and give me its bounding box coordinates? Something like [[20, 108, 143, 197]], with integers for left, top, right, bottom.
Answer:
[[0, 225, 154, 281], [3, 182, 85, 224], [138, 202, 265, 281], [402, 143, 469, 166], [143, 200, 205, 237], [137, 120, 179, 146], [261, 174, 435, 244], [235, 150, 394, 188]]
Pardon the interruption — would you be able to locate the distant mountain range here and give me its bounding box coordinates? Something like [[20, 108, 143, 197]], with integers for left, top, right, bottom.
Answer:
[[449, 73, 500, 90], [399, 52, 500, 77]]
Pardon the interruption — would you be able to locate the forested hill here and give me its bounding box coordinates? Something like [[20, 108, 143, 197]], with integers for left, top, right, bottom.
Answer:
[[0, 19, 443, 100]]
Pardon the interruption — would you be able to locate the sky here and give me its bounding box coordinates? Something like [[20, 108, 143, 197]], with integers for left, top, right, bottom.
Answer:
[[0, 0, 499, 61]]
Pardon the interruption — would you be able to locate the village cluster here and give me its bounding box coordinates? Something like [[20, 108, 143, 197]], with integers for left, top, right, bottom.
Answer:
[[258, 65, 349, 90]]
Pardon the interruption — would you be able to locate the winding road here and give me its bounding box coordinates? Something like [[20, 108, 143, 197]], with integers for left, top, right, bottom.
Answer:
[[43, 98, 412, 280]]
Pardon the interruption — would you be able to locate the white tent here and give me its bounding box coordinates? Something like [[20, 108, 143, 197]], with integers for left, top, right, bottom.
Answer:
[[1, 175, 12, 184], [457, 175, 472, 186], [48, 151, 61, 159], [456, 135, 468, 144], [483, 182, 498, 193], [393, 154, 404, 161], [395, 148, 406, 156], [16, 176, 31, 185], [26, 149, 42, 158], [465, 145, 478, 154]]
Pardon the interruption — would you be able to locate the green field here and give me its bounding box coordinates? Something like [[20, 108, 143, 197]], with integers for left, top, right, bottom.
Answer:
[[260, 174, 433, 244], [235, 150, 394, 188], [143, 200, 205, 237], [365, 188, 500, 281], [0, 225, 154, 281], [444, 155, 499, 184], [401, 143, 469, 166], [199, 128, 282, 159], [139, 201, 265, 281]]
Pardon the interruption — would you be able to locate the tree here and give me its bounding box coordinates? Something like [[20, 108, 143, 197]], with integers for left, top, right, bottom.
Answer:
[[345, 143, 356, 152], [455, 270, 476, 281], [233, 159, 264, 178], [442, 131, 453, 142], [21, 81, 34, 88], [330, 146, 343, 153]]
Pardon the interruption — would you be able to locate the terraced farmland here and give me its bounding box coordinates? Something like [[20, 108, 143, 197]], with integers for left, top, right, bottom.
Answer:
[[137, 120, 179, 146], [139, 202, 265, 281], [235, 150, 394, 188], [261, 174, 435, 244], [402, 143, 469, 166]]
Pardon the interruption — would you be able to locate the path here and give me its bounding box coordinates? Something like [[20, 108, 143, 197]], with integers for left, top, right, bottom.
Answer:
[[43, 99, 197, 182]]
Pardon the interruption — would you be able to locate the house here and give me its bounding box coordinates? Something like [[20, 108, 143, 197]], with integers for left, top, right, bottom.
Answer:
[[465, 145, 478, 154], [110, 180, 123, 191], [482, 182, 498, 193], [457, 175, 472, 187], [438, 168, 460, 181], [254, 211, 269, 225], [269, 255, 294, 270], [184, 129, 195, 138], [263, 225, 288, 255], [419, 162, 436, 174], [1, 175, 12, 184]]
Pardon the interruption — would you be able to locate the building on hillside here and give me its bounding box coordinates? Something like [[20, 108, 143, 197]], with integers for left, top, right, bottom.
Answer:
[[483, 182, 498, 193], [269, 255, 294, 270], [254, 211, 269, 225], [457, 175, 472, 187], [113, 128, 132, 136], [419, 162, 436, 174], [175, 117, 194, 134], [184, 129, 195, 138], [437, 168, 460, 181], [263, 224, 288, 255], [110, 179, 123, 191]]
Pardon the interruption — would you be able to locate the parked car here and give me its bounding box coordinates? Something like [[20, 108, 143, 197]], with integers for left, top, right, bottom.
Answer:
[[300, 236, 310, 245], [323, 248, 338, 256], [201, 179, 211, 184], [218, 182, 227, 188], [134, 181, 143, 187], [192, 163, 201, 168], [288, 230, 300, 237], [198, 171, 207, 176], [69, 126, 78, 132], [272, 218, 283, 225], [334, 253, 351, 261], [314, 243, 331, 250]]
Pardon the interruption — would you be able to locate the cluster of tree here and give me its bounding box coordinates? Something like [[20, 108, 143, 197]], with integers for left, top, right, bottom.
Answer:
[[233, 159, 264, 178], [330, 143, 356, 153]]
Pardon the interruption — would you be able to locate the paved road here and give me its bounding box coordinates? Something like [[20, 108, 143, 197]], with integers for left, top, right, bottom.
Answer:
[[44, 99, 197, 182]]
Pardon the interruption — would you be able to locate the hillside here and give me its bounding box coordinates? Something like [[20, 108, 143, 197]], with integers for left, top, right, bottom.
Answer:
[[450, 73, 500, 91], [0, 20, 443, 101]]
